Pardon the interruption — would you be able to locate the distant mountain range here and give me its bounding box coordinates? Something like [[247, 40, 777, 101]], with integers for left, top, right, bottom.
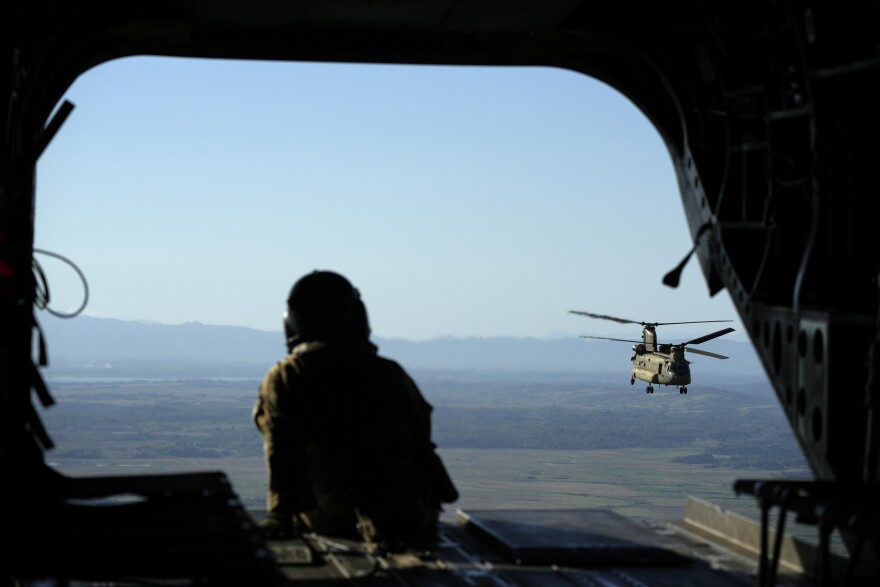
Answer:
[[36, 315, 767, 382]]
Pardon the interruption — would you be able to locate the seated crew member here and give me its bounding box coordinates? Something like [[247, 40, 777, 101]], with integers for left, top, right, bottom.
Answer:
[[253, 270, 458, 544]]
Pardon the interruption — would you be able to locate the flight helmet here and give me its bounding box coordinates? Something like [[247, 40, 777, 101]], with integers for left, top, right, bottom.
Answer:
[[284, 270, 370, 351]]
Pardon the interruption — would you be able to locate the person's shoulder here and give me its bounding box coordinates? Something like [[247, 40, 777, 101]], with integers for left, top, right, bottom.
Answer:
[[371, 352, 412, 379], [371, 351, 402, 369], [263, 346, 314, 382], [261, 357, 289, 384]]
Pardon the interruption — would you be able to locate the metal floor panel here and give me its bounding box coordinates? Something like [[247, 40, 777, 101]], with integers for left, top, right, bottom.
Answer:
[[263, 508, 790, 587], [60, 508, 806, 586], [456, 509, 690, 567]]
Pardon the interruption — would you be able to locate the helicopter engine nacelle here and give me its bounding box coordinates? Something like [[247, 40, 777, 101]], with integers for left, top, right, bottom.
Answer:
[[632, 344, 646, 355]]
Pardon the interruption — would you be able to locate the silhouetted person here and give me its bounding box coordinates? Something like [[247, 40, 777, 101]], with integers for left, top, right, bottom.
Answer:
[[253, 270, 457, 545]]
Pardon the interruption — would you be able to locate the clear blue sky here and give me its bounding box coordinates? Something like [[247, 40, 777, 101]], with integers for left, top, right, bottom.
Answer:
[[35, 56, 744, 341]]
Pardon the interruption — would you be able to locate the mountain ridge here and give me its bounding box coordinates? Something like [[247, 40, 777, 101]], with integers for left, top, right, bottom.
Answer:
[[37, 314, 766, 382]]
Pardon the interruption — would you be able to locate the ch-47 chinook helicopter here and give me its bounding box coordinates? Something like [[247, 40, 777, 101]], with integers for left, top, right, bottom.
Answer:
[[571, 311, 735, 394]]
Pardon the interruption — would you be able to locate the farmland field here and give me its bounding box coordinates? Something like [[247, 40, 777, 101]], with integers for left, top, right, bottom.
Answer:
[[40, 375, 812, 534]]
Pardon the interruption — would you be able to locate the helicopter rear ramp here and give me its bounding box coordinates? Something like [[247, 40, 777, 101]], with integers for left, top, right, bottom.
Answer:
[[8, 469, 815, 586], [263, 507, 803, 587]]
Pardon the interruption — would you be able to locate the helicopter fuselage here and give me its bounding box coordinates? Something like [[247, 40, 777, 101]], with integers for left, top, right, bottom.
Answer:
[[631, 326, 690, 387], [631, 347, 691, 387]]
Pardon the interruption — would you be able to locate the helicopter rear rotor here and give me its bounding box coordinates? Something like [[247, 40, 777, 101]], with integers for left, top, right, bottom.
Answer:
[[569, 310, 732, 330]]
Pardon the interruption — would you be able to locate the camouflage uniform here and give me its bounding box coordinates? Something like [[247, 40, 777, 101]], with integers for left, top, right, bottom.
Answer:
[[254, 339, 451, 542]]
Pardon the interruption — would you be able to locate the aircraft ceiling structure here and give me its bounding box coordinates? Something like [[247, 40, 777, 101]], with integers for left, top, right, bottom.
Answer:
[[2, 0, 880, 578]]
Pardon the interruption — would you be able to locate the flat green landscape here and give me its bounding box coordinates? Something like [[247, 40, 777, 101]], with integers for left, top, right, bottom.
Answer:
[[39, 374, 812, 535], [46, 447, 799, 525]]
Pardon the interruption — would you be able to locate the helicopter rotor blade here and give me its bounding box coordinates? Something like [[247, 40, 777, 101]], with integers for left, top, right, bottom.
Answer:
[[653, 320, 734, 326], [579, 335, 645, 344], [685, 347, 729, 360], [683, 327, 736, 346], [570, 311, 734, 329], [569, 311, 643, 325]]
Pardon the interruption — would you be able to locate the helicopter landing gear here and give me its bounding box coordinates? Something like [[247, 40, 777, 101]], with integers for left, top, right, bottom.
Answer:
[[646, 385, 654, 394], [630, 377, 635, 385], [679, 387, 688, 394]]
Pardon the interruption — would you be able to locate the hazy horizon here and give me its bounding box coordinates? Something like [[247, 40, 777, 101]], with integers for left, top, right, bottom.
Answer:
[[40, 310, 754, 344], [37, 313, 767, 385]]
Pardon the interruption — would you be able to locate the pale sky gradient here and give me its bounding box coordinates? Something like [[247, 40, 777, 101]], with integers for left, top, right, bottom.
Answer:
[[35, 56, 744, 341]]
